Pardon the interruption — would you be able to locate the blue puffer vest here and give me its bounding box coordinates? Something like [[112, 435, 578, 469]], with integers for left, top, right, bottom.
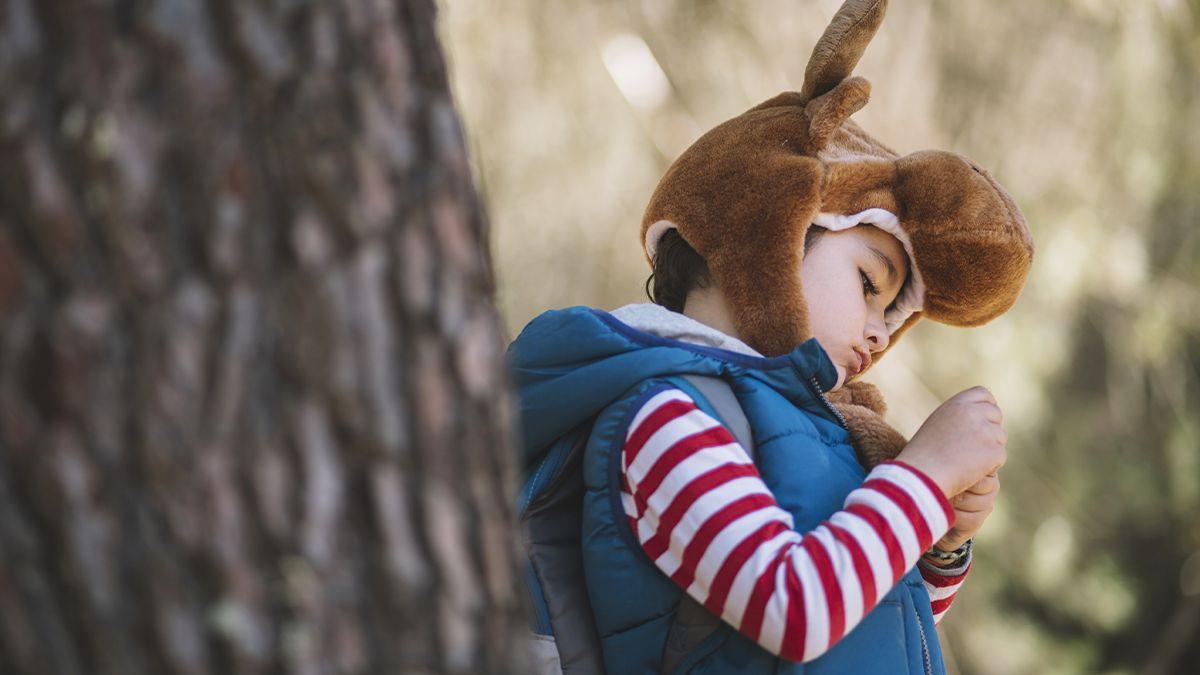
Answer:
[[509, 306, 945, 675]]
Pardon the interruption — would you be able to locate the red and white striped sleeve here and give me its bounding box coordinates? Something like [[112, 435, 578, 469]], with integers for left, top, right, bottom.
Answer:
[[619, 388, 956, 663], [918, 551, 972, 625]]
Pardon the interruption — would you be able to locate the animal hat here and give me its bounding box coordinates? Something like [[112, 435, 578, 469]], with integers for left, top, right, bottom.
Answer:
[[640, 0, 1034, 468]]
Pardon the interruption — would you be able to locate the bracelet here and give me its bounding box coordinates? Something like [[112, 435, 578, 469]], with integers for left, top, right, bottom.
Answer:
[[923, 538, 972, 564]]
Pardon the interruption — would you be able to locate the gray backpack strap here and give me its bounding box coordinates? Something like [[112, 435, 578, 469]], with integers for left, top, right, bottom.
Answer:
[[523, 420, 606, 675], [661, 375, 755, 675], [679, 375, 755, 461]]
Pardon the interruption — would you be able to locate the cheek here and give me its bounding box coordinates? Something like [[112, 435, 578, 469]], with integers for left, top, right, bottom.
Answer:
[[805, 283, 865, 341], [808, 301, 840, 342], [800, 257, 865, 344]]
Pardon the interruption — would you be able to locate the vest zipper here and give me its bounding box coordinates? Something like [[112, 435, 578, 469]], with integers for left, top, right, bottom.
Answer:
[[912, 601, 934, 675], [806, 375, 848, 429]]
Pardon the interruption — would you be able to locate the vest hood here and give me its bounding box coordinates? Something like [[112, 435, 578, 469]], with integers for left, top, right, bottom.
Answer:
[[506, 304, 841, 466]]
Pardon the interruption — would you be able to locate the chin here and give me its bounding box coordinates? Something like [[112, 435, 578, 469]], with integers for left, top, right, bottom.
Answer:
[[829, 367, 846, 393]]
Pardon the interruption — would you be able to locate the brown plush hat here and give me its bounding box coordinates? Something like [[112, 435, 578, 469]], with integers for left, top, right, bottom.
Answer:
[[641, 0, 1034, 374]]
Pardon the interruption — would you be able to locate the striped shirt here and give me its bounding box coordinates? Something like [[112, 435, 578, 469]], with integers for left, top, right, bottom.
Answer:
[[620, 388, 971, 663]]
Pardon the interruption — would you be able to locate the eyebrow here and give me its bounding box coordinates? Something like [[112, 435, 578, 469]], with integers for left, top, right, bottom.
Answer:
[[866, 245, 899, 286]]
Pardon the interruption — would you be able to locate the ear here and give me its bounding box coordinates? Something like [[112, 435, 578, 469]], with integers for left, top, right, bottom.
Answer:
[[799, 0, 888, 103]]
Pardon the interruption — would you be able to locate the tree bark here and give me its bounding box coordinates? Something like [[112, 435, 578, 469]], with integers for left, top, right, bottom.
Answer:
[[0, 0, 524, 673]]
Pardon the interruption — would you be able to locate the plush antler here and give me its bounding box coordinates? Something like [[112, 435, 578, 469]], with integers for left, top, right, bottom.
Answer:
[[799, 0, 888, 103]]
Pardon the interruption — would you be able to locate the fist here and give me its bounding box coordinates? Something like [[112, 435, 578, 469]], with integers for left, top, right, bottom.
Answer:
[[897, 386, 1008, 499]]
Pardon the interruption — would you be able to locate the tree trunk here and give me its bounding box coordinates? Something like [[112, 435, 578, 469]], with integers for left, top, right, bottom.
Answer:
[[0, 0, 525, 673]]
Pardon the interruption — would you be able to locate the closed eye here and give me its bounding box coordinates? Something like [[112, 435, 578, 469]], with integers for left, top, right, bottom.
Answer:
[[863, 268, 901, 312], [860, 269, 880, 297]]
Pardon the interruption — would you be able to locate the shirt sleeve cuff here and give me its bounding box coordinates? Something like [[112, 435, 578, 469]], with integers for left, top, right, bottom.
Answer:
[[919, 547, 973, 577]]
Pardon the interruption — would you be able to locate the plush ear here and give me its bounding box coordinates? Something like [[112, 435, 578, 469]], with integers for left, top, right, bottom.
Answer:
[[805, 76, 871, 151], [799, 0, 888, 103]]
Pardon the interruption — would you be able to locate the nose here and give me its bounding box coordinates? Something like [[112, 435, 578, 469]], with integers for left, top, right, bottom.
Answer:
[[865, 318, 889, 353]]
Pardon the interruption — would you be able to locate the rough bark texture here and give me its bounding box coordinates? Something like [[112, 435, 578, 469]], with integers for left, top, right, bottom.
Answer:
[[0, 0, 525, 672]]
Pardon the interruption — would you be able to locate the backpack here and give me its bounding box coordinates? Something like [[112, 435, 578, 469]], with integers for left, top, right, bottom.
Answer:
[[519, 375, 756, 674]]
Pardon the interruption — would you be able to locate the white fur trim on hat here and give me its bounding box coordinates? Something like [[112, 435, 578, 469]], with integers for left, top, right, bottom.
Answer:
[[812, 209, 925, 334], [644, 219, 676, 260]]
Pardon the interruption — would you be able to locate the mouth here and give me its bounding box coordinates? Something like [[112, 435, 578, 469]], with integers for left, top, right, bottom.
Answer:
[[849, 349, 870, 377]]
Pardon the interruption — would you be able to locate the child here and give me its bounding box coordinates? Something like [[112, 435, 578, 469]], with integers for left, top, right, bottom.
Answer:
[[509, 1, 1033, 672]]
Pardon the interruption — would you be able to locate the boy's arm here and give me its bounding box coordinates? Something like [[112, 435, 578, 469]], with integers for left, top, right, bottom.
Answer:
[[620, 388, 955, 664], [918, 546, 973, 625]]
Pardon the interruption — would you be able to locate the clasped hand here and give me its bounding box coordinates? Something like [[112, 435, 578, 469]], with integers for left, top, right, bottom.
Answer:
[[933, 470, 999, 553]]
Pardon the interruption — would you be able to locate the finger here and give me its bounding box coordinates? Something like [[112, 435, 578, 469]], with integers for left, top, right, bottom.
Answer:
[[952, 486, 997, 505], [991, 449, 1008, 472], [978, 401, 1003, 425], [967, 474, 1000, 495], [951, 491, 996, 512], [968, 385, 997, 406]]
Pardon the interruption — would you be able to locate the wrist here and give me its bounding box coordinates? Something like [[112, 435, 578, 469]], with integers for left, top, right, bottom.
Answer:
[[882, 459, 956, 522], [933, 537, 967, 553], [889, 455, 952, 500]]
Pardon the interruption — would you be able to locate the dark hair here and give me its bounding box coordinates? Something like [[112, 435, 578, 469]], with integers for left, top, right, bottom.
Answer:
[[645, 226, 826, 312]]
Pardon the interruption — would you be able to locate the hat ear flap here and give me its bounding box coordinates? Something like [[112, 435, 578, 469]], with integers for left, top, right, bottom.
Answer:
[[799, 0, 888, 103]]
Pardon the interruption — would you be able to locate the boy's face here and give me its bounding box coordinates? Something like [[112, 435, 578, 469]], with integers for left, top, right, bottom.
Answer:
[[800, 225, 909, 392]]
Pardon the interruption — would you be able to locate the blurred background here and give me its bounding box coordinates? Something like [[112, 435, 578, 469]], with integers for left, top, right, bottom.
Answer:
[[436, 1, 1200, 673]]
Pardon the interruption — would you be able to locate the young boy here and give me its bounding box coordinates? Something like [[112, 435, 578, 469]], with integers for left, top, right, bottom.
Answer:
[[510, 225, 1008, 673], [509, 1, 1032, 672]]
